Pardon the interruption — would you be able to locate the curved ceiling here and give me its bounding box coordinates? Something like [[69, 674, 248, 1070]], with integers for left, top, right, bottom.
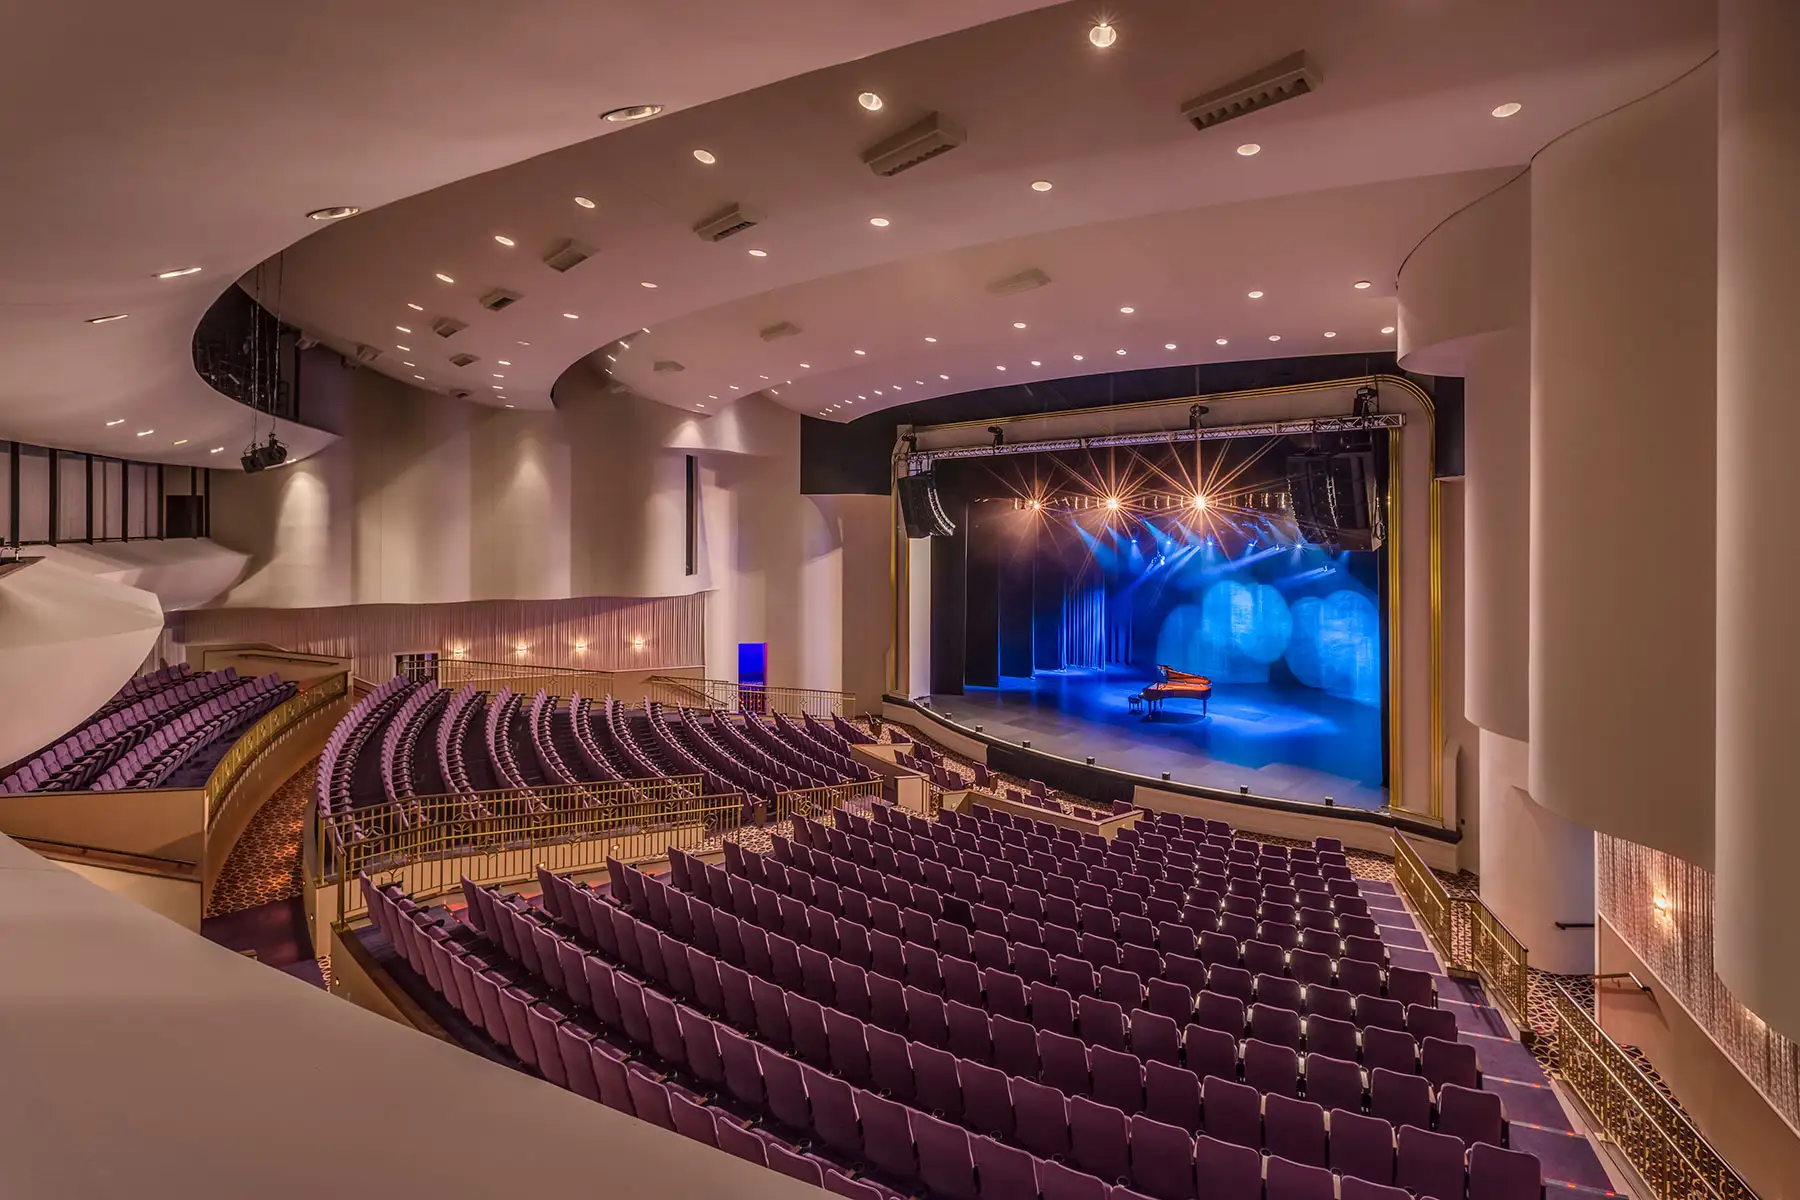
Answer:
[[268, 0, 1714, 427], [0, 0, 1051, 467]]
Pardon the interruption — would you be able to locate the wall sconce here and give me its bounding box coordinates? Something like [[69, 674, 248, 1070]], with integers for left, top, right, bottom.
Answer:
[[574, 640, 588, 653], [631, 636, 646, 652], [515, 643, 528, 657], [1652, 894, 1671, 914], [450, 646, 467, 659]]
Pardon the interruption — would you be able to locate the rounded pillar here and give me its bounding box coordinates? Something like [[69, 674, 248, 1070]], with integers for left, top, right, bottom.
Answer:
[[1463, 332, 1531, 741], [1529, 64, 1717, 867], [1715, 0, 1800, 1040], [1478, 730, 1594, 974]]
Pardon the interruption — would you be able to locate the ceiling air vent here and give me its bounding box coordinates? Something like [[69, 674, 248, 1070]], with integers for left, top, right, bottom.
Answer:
[[449, 353, 480, 368], [760, 321, 802, 342], [862, 112, 967, 177], [693, 203, 761, 242], [542, 239, 595, 273], [653, 360, 686, 373], [479, 288, 522, 311], [987, 267, 1052, 297], [432, 317, 467, 338], [353, 344, 381, 364], [1181, 51, 1320, 132]]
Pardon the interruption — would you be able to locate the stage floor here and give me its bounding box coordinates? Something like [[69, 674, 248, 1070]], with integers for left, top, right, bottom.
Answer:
[[930, 669, 1387, 811]]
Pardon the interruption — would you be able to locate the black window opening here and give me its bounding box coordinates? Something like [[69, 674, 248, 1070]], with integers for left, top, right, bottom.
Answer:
[[684, 454, 698, 577], [0, 440, 209, 548]]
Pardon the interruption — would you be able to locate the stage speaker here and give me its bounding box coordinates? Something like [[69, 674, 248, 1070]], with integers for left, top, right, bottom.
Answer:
[[898, 471, 956, 538], [1288, 450, 1382, 550]]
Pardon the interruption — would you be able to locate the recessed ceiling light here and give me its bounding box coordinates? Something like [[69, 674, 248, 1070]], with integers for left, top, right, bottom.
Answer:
[[403, 361, 416, 367], [1492, 102, 1522, 119], [1013, 322, 1028, 329], [939, 374, 949, 380], [602, 104, 663, 122], [407, 303, 424, 311], [874, 389, 884, 395], [799, 363, 811, 369], [396, 345, 411, 352], [413, 374, 426, 380], [859, 395, 867, 400], [640, 281, 658, 288], [493, 373, 506, 379], [517, 340, 532, 346], [574, 196, 597, 209], [135, 429, 153, 437], [924, 337, 937, 343], [697, 402, 707, 407], [493, 235, 516, 247], [86, 313, 128, 324], [434, 272, 454, 284], [692, 149, 717, 164], [1381, 326, 1397, 334], [708, 394, 719, 400], [1089, 21, 1118, 48], [1119, 306, 1135, 314], [210, 447, 224, 454], [1116, 348, 1127, 355], [396, 325, 412, 333], [1353, 280, 1372, 290], [1073, 354, 1085, 361], [563, 313, 580, 319], [854, 349, 866, 355], [1031, 180, 1054, 192], [869, 217, 890, 227], [105, 418, 124, 426], [498, 360, 511, 366], [1215, 338, 1229, 345], [306, 206, 360, 221], [858, 92, 884, 111], [1323, 332, 1337, 339], [1247, 290, 1264, 299], [1269, 335, 1282, 342], [491, 384, 503, 390], [759, 375, 770, 381], [747, 248, 768, 257], [1165, 343, 1178, 350], [155, 266, 203, 279], [996, 365, 1007, 371], [1030, 360, 1042, 367], [1236, 143, 1261, 157], [504, 403, 516, 409], [173, 439, 189, 446]]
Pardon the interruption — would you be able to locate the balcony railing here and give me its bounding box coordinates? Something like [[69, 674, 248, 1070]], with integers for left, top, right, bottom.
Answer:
[[1391, 832, 1530, 1037], [646, 674, 855, 718]]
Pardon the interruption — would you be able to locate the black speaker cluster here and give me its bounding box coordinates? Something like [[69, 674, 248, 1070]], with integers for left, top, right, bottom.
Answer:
[[1286, 448, 1380, 550], [898, 471, 956, 538], [240, 435, 289, 473]]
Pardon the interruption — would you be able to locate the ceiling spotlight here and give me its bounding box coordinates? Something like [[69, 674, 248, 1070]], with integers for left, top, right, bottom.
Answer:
[[403, 361, 416, 367], [306, 205, 361, 220], [492, 373, 505, 379], [574, 196, 597, 209], [869, 217, 891, 227], [155, 266, 203, 279], [210, 447, 224, 454], [1089, 21, 1118, 48], [1269, 334, 1282, 341], [1247, 290, 1264, 299], [1355, 281, 1376, 292], [1119, 306, 1135, 314], [504, 404, 516, 409], [854, 349, 866, 355], [1381, 326, 1397, 334], [563, 312, 580, 319], [748, 248, 768, 257], [1323, 331, 1337, 339], [406, 302, 424, 311], [1165, 343, 1178, 350], [1013, 322, 1028, 329], [1216, 338, 1229, 345], [692, 149, 717, 164], [86, 313, 129, 324], [1030, 360, 1042, 367], [1104, 496, 1121, 511], [135, 429, 153, 437], [493, 235, 516, 247], [1236, 143, 1261, 157], [799, 363, 811, 369], [396, 325, 412, 333], [858, 92, 884, 111], [1116, 348, 1127, 355], [602, 104, 663, 122], [996, 365, 1007, 371], [1191, 493, 1209, 511], [640, 281, 658, 289], [939, 374, 949, 380], [1492, 102, 1523, 119], [1073, 354, 1084, 361], [413, 374, 425, 380], [498, 360, 511, 366], [924, 337, 937, 343], [434, 272, 454, 283], [105, 418, 124, 426], [1031, 180, 1054, 192], [491, 384, 504, 390]]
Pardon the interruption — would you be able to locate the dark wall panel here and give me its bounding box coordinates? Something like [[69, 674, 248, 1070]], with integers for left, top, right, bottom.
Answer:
[[929, 514, 968, 695], [964, 507, 1001, 689]]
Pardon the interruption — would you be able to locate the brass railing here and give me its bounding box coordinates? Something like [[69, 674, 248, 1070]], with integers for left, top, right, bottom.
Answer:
[[204, 671, 349, 830], [775, 779, 886, 826], [435, 657, 620, 701], [1392, 832, 1530, 1036], [322, 777, 745, 925], [647, 675, 856, 719], [1548, 981, 1756, 1200]]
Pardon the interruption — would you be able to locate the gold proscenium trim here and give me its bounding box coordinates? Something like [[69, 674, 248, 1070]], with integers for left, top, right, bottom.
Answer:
[[888, 373, 1442, 825]]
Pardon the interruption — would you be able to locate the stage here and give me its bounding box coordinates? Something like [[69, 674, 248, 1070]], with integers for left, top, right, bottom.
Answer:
[[929, 668, 1387, 811]]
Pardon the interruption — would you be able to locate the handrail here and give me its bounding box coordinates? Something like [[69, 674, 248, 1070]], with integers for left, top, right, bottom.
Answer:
[[1547, 981, 1756, 1200], [774, 779, 886, 826], [204, 671, 350, 831], [435, 658, 621, 699], [647, 674, 856, 719], [1391, 831, 1530, 1037]]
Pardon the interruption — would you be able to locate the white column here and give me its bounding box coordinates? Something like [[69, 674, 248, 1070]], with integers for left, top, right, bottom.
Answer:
[[1479, 730, 1594, 973], [1715, 0, 1800, 1040], [1463, 332, 1531, 741]]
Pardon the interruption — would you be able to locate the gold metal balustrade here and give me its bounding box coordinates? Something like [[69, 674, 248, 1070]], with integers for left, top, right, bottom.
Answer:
[[775, 779, 887, 826], [1391, 832, 1530, 1038], [205, 671, 349, 830], [1547, 981, 1756, 1200], [646, 675, 856, 719], [435, 658, 620, 700]]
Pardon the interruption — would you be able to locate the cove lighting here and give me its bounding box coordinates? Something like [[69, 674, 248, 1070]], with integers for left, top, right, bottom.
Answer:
[[155, 266, 203, 279]]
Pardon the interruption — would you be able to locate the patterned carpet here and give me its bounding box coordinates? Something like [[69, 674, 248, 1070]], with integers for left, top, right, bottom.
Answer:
[[206, 762, 316, 918]]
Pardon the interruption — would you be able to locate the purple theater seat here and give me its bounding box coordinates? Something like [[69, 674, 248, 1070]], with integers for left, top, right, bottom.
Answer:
[[1289, 949, 1335, 990], [1439, 1081, 1506, 1147], [1243, 939, 1287, 978], [1015, 1078, 1074, 1161], [1182, 1022, 1239, 1084], [668, 1088, 720, 1147], [994, 1013, 1041, 1079], [625, 1065, 675, 1130], [1041, 1027, 1092, 1095], [1100, 966, 1143, 1009], [1305, 1012, 1359, 1062], [1398, 1124, 1468, 1200], [1266, 1155, 1336, 1200], [859, 1089, 919, 1179], [1202, 1075, 1262, 1149], [1358, 996, 1409, 1035], [1032, 981, 1077, 1035], [974, 1135, 1039, 1200], [1195, 1133, 1263, 1200], [915, 1111, 980, 1200], [1070, 1095, 1131, 1185], [1079, 995, 1129, 1051], [1341, 1178, 1412, 1200], [1041, 1159, 1109, 1200], [642, 988, 687, 1065], [1304, 1052, 1365, 1114], [1370, 1066, 1432, 1131], [1146, 978, 1195, 1024], [591, 1041, 634, 1113], [867, 1023, 915, 1102], [1209, 965, 1255, 1005], [1362, 1026, 1419, 1076], [913, 1042, 965, 1121], [1129, 1009, 1182, 1065], [1265, 1093, 1327, 1166], [1331, 1108, 1398, 1185], [676, 1003, 725, 1086], [870, 971, 908, 1034], [1057, 954, 1100, 997], [1252, 1002, 1305, 1050], [1195, 990, 1246, 1036], [1017, 944, 1055, 987], [1469, 1141, 1544, 1200], [1410, 1004, 1461, 1046], [715, 1111, 768, 1165], [961, 1058, 1016, 1140], [1166, 954, 1209, 995], [759, 1041, 812, 1131], [906, 984, 949, 1048], [1144, 1060, 1202, 1133], [1308, 984, 1356, 1025], [1387, 966, 1436, 1009], [749, 974, 792, 1051], [825, 1007, 873, 1088], [1092, 1044, 1145, 1114], [716, 1023, 765, 1107], [985, 968, 1030, 1020], [1244, 1037, 1301, 1097], [1422, 1035, 1480, 1090]]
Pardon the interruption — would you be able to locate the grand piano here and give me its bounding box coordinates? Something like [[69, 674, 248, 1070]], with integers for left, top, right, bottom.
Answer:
[[1137, 664, 1213, 716]]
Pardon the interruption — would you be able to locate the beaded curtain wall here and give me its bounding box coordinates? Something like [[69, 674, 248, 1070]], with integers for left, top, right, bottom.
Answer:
[[1597, 833, 1800, 1132]]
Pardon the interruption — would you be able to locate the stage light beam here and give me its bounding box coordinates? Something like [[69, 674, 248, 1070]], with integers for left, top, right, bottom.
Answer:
[[1105, 496, 1121, 511], [1191, 493, 1209, 511]]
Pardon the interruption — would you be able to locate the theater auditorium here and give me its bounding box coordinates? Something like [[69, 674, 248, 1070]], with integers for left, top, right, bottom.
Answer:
[[0, 2, 1793, 1198]]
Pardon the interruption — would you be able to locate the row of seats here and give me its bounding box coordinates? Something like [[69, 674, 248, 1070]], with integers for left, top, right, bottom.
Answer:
[[89, 673, 294, 790], [3, 666, 239, 792]]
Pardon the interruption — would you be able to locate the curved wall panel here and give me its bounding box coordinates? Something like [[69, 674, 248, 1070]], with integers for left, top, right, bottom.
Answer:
[[1528, 64, 1717, 868], [1715, 0, 1800, 1041], [1461, 332, 1531, 741], [1397, 173, 1530, 377]]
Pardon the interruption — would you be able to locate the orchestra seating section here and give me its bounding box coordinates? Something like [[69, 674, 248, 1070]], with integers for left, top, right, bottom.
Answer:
[[318, 681, 881, 832], [365, 802, 1545, 1200], [893, 739, 1112, 823], [0, 664, 296, 793]]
